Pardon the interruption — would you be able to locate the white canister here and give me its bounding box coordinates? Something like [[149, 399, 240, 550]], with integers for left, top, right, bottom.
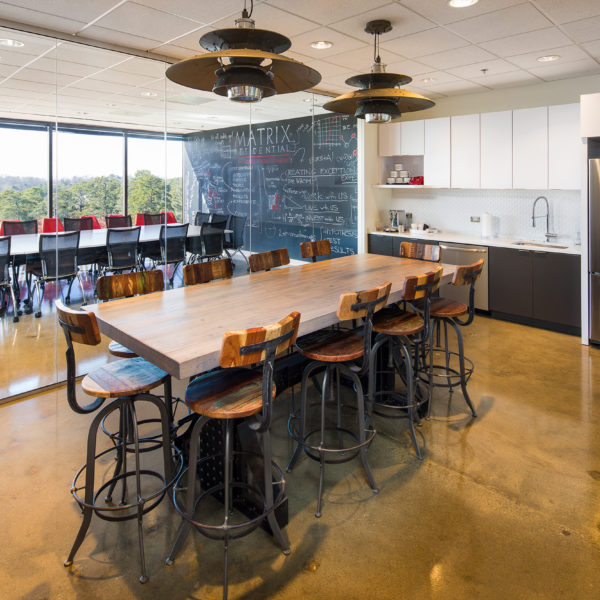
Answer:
[[386, 177, 395, 184], [394, 163, 403, 170], [481, 212, 493, 238], [403, 177, 411, 183], [389, 170, 398, 178], [399, 170, 409, 177], [395, 178, 404, 184]]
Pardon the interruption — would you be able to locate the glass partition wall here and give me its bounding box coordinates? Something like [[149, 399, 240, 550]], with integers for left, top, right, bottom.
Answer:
[[0, 24, 355, 402]]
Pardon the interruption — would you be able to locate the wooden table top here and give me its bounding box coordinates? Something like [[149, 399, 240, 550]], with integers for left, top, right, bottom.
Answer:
[[87, 253, 456, 379], [9, 224, 204, 257]]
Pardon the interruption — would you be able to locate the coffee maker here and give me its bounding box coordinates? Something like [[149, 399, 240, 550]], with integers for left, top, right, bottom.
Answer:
[[387, 210, 406, 232]]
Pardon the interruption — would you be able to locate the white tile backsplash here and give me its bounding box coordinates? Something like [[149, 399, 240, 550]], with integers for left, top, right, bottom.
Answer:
[[384, 188, 581, 243]]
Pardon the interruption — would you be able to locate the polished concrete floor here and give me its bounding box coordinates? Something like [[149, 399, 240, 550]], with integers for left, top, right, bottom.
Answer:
[[1, 316, 599, 599]]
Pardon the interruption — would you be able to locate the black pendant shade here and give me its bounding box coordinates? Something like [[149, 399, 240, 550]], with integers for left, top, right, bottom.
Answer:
[[323, 20, 434, 122], [165, 10, 321, 102]]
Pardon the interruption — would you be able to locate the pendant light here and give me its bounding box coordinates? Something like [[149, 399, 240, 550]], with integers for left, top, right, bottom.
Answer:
[[323, 20, 434, 123], [166, 0, 321, 103]]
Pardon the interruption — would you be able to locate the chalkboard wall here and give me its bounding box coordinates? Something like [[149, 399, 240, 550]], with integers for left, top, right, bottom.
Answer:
[[183, 113, 358, 260]]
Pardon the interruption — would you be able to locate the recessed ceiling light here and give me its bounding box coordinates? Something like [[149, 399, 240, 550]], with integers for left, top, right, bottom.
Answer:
[[449, 0, 479, 7], [303, 98, 313, 103], [310, 41, 333, 50], [105, 102, 117, 108], [0, 38, 24, 47], [422, 77, 436, 83], [140, 90, 158, 97], [537, 55, 560, 63]]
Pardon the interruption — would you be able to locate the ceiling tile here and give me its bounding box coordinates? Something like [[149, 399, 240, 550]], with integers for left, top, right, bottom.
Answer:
[[0, 3, 86, 35], [533, 0, 600, 25], [447, 3, 552, 43], [112, 57, 166, 77], [423, 80, 490, 95], [0, 27, 57, 55], [149, 44, 197, 59], [89, 2, 202, 43], [583, 40, 600, 60], [448, 58, 520, 80], [398, 0, 524, 26], [561, 16, 600, 44], [418, 45, 496, 70], [322, 46, 385, 73], [135, 0, 250, 25], [0, 0, 121, 22], [263, 0, 389, 27], [329, 3, 434, 42], [80, 25, 163, 52], [480, 27, 572, 57], [34, 56, 102, 77], [288, 27, 368, 59], [506, 45, 590, 69], [48, 43, 128, 69], [413, 70, 462, 85], [467, 70, 540, 88], [384, 57, 432, 77], [380, 27, 469, 59], [153, 26, 211, 52], [88, 68, 160, 87], [527, 56, 600, 80]]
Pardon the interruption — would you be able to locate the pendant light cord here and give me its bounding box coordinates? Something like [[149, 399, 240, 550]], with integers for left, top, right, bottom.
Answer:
[[373, 30, 380, 64], [242, 0, 254, 18]]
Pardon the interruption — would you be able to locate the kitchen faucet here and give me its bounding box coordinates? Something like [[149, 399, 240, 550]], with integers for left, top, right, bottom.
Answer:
[[531, 196, 557, 242]]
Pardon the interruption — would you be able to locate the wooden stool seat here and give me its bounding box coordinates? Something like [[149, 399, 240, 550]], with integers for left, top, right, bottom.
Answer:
[[429, 297, 468, 318], [296, 329, 364, 363], [373, 307, 424, 336], [108, 340, 137, 358], [185, 367, 276, 419], [82, 357, 168, 398]]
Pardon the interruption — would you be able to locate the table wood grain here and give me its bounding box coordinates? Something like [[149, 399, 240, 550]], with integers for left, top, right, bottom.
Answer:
[[87, 254, 456, 379]]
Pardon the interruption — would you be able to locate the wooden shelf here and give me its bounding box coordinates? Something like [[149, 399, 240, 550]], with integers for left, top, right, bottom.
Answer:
[[373, 184, 431, 189]]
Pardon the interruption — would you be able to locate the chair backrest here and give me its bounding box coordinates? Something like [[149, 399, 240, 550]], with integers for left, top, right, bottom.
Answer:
[[194, 211, 211, 226], [400, 241, 441, 262], [452, 258, 484, 287], [106, 226, 141, 270], [143, 212, 167, 226], [96, 269, 164, 301], [160, 223, 189, 262], [106, 215, 132, 228], [337, 281, 391, 321], [0, 236, 10, 283], [39, 231, 80, 278], [183, 258, 232, 286], [249, 248, 290, 273], [300, 239, 331, 262], [64, 216, 93, 232], [200, 222, 224, 258], [42, 217, 65, 233], [209, 213, 228, 229], [55, 299, 105, 415], [401, 265, 443, 301], [226, 215, 247, 249], [2, 219, 38, 235]]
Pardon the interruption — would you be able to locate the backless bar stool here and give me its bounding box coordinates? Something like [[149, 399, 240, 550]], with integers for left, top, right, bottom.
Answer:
[[57, 301, 179, 583], [288, 281, 391, 517], [368, 267, 442, 459], [419, 259, 484, 418], [167, 312, 301, 600]]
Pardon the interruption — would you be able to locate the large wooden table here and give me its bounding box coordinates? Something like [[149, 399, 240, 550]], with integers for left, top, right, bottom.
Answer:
[[88, 254, 456, 379]]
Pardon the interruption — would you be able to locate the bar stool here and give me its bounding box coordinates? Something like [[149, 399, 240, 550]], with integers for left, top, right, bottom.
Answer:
[[419, 259, 484, 419], [300, 239, 331, 262], [56, 300, 180, 583], [368, 267, 442, 459], [249, 248, 290, 272], [167, 311, 301, 600], [287, 281, 391, 517], [182, 257, 233, 285]]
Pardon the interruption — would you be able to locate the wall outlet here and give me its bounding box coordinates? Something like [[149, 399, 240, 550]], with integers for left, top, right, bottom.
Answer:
[[470, 216, 480, 223]]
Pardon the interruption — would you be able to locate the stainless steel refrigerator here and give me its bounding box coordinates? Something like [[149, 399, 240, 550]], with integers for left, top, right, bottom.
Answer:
[[590, 159, 600, 341]]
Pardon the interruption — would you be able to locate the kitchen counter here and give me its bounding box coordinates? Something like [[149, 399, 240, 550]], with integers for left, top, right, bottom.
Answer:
[[369, 230, 581, 255]]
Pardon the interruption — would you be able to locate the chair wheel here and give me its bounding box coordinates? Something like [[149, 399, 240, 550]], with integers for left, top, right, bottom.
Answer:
[[17, 310, 22, 316], [315, 511, 321, 518], [24, 306, 33, 315], [12, 317, 19, 323], [35, 311, 41, 318]]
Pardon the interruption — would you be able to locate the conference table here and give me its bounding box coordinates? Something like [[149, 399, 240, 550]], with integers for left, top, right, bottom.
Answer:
[[87, 253, 456, 380]]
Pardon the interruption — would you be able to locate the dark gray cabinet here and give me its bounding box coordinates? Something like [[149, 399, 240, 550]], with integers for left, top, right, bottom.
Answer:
[[489, 246, 580, 331], [368, 234, 439, 258]]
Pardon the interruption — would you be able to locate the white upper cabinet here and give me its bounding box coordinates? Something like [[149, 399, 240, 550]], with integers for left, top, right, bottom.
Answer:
[[400, 120, 425, 155], [451, 114, 480, 188], [548, 103, 581, 190], [513, 106, 548, 189], [378, 122, 401, 156], [424, 117, 451, 188], [481, 111, 512, 189]]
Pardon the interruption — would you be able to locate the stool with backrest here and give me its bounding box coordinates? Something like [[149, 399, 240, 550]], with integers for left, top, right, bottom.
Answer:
[[368, 266, 443, 458], [105, 215, 132, 228], [27, 231, 85, 317], [56, 300, 178, 583], [0, 236, 20, 322], [400, 241, 441, 262], [183, 258, 232, 286], [166, 312, 301, 599], [288, 281, 391, 517], [249, 248, 290, 273], [300, 239, 331, 263], [98, 226, 141, 275], [418, 259, 484, 419]]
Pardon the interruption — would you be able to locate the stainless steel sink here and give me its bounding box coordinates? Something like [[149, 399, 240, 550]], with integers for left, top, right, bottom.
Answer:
[[513, 241, 568, 249]]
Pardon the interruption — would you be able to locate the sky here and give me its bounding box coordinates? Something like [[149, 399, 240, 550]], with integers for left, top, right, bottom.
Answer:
[[0, 127, 183, 180]]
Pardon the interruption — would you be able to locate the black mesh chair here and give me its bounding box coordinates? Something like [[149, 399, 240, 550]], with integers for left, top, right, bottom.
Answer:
[[143, 212, 167, 226], [0, 236, 20, 322], [2, 219, 38, 235], [223, 215, 248, 269], [200, 223, 224, 261], [64, 217, 93, 232], [98, 226, 141, 274], [194, 211, 211, 226], [208, 213, 228, 231], [105, 215, 132, 228], [142, 224, 189, 287], [27, 231, 85, 318]]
